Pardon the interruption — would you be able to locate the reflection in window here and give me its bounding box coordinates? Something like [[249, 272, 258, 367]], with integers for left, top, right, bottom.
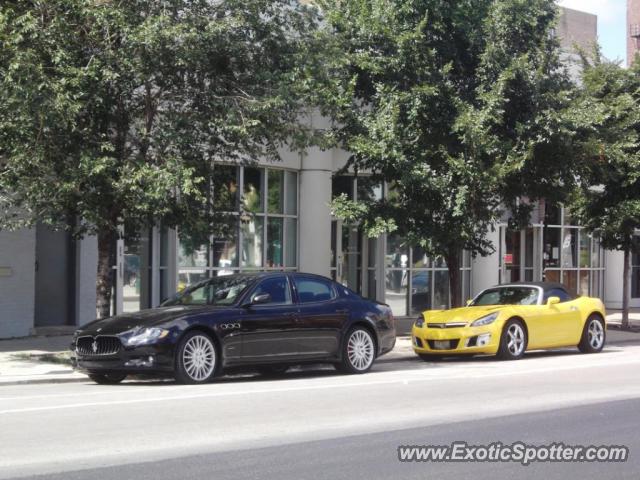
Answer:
[[433, 270, 450, 310], [241, 218, 263, 268], [212, 219, 238, 271], [213, 165, 239, 211], [252, 277, 292, 305], [267, 217, 284, 267], [332, 175, 354, 200], [243, 168, 264, 213], [356, 177, 382, 202], [284, 171, 297, 216], [561, 229, 578, 268], [633, 248, 640, 299], [285, 218, 297, 267], [268, 170, 284, 214], [178, 237, 209, 268], [410, 271, 431, 315]]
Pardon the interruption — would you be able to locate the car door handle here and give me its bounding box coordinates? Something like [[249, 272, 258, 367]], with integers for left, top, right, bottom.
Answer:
[[335, 309, 349, 314]]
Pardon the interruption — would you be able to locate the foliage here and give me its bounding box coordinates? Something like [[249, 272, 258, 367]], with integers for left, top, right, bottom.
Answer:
[[0, 0, 318, 315], [312, 0, 575, 305]]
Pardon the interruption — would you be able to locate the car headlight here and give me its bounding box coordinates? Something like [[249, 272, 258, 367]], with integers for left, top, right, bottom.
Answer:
[[470, 312, 499, 327], [122, 327, 170, 347], [415, 315, 425, 328]]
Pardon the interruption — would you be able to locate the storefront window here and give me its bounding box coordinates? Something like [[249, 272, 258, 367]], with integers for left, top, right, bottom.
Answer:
[[285, 218, 297, 268], [243, 167, 264, 213], [268, 170, 284, 214], [633, 247, 640, 299], [285, 171, 298, 215], [267, 217, 284, 267], [213, 165, 239, 211]]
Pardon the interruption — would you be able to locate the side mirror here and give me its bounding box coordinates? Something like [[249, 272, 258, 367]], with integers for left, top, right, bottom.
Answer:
[[466, 299, 473, 306], [547, 296, 560, 306], [250, 293, 271, 306]]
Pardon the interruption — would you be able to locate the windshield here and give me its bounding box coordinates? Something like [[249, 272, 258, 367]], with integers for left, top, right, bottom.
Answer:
[[472, 287, 539, 306], [162, 276, 256, 307]]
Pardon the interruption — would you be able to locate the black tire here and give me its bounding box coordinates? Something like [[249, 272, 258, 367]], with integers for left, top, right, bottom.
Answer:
[[418, 354, 444, 361], [174, 331, 219, 384], [88, 373, 127, 385], [497, 319, 527, 360], [256, 365, 288, 377], [337, 326, 376, 374], [578, 315, 606, 353]]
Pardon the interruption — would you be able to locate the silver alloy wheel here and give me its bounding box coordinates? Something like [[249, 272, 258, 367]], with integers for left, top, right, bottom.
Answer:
[[588, 319, 605, 350], [506, 323, 525, 357], [182, 335, 216, 382], [347, 329, 375, 371]]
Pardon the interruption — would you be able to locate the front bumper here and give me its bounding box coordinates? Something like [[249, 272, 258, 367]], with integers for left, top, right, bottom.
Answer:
[[71, 342, 175, 375], [412, 323, 501, 356]]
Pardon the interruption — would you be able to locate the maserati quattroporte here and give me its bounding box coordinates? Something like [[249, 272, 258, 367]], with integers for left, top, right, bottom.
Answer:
[[72, 273, 396, 384]]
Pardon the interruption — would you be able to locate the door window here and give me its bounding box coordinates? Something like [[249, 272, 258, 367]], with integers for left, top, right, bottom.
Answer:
[[543, 288, 572, 303], [250, 276, 292, 305], [294, 278, 335, 304]]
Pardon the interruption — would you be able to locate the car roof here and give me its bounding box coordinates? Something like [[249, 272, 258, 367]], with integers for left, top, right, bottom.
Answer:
[[490, 282, 569, 294]]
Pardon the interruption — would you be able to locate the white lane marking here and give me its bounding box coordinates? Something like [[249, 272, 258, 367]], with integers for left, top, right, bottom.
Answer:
[[2, 354, 640, 415]]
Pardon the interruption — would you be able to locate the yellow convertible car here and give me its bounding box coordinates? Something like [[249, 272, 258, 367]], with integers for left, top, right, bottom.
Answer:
[[412, 282, 606, 360]]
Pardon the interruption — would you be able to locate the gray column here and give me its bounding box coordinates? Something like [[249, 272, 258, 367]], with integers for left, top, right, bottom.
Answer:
[[298, 146, 333, 277], [75, 234, 98, 325]]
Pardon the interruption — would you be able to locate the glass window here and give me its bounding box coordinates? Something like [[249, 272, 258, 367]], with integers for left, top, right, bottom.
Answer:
[[543, 287, 572, 303], [213, 165, 239, 211], [332, 176, 354, 200], [579, 232, 590, 268], [543, 227, 561, 269], [386, 235, 408, 269], [410, 271, 431, 315], [251, 276, 292, 305], [212, 218, 238, 270], [243, 167, 264, 213], [177, 270, 208, 291], [178, 238, 209, 268], [267, 217, 284, 267], [294, 277, 335, 303], [285, 171, 298, 215], [474, 287, 539, 306], [285, 218, 297, 267], [164, 275, 255, 306], [268, 170, 284, 214], [356, 177, 382, 202], [561, 229, 578, 268], [412, 246, 430, 268], [241, 218, 263, 267], [632, 248, 640, 299], [433, 270, 450, 309]]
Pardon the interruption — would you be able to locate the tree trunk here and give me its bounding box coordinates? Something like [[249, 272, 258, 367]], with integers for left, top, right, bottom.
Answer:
[[622, 245, 630, 330], [446, 249, 462, 309], [96, 229, 116, 319]]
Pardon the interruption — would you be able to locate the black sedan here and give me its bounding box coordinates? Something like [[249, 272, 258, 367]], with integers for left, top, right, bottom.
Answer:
[[72, 272, 396, 384]]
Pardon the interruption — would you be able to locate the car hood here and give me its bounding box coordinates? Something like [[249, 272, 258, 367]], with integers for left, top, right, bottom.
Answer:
[[77, 305, 219, 335], [423, 305, 504, 324]]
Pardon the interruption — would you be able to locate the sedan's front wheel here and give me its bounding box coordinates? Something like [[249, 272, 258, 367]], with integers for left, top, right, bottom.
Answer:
[[175, 331, 219, 384], [338, 327, 376, 374]]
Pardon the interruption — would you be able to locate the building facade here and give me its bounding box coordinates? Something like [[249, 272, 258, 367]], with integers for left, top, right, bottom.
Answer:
[[629, 0, 640, 65], [0, 7, 638, 339]]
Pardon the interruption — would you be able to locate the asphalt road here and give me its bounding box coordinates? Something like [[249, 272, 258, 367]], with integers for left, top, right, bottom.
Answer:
[[2, 343, 640, 480]]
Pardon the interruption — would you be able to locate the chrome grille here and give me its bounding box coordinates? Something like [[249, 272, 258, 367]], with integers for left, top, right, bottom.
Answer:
[[76, 336, 121, 356]]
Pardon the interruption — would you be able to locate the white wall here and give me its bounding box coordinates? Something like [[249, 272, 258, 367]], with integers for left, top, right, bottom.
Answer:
[[0, 228, 36, 338], [471, 228, 500, 296]]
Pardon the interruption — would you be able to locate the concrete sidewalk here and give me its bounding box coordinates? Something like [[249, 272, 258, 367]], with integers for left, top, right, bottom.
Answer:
[[2, 313, 640, 386]]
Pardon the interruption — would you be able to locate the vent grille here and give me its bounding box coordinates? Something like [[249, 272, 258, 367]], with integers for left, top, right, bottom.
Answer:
[[76, 336, 121, 356]]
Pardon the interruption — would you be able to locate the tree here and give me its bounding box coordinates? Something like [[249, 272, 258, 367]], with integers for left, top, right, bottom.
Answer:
[[570, 54, 640, 329], [0, 0, 318, 317], [313, 0, 575, 307]]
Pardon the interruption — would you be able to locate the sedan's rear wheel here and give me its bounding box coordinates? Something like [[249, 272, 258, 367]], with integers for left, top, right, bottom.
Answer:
[[88, 373, 127, 385], [338, 327, 376, 374], [578, 315, 606, 353], [497, 319, 527, 360], [175, 331, 218, 384]]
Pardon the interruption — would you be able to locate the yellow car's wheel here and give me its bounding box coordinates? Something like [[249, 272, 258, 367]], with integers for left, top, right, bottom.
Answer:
[[497, 319, 527, 360], [578, 315, 606, 353]]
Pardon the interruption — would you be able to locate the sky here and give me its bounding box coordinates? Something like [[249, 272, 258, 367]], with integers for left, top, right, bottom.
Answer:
[[557, 0, 628, 63]]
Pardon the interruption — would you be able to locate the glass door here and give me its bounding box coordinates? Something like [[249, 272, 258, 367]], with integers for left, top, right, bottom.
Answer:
[[331, 219, 374, 297], [500, 226, 542, 284]]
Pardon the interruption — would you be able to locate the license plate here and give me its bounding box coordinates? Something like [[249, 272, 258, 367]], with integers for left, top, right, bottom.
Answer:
[[433, 340, 451, 350]]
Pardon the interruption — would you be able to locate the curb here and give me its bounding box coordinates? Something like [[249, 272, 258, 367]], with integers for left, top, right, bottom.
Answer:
[[0, 377, 87, 387]]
